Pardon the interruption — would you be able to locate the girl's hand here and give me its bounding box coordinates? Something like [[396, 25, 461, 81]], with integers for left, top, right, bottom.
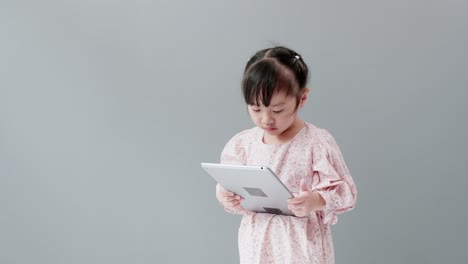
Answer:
[[216, 184, 244, 208], [287, 179, 325, 217]]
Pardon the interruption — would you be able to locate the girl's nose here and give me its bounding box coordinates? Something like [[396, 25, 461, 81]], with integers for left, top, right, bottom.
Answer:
[[262, 113, 273, 125]]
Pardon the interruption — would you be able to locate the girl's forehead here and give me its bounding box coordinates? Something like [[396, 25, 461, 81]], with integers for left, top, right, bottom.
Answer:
[[270, 92, 291, 102], [253, 92, 295, 106]]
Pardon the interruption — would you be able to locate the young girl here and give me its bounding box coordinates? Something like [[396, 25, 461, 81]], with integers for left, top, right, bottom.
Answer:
[[215, 46, 357, 264]]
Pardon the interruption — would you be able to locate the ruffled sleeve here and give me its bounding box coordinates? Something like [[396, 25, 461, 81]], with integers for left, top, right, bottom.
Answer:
[[215, 131, 254, 215], [310, 129, 357, 225]]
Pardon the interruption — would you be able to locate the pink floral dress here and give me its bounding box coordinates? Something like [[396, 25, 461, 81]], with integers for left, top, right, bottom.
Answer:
[[216, 123, 357, 264]]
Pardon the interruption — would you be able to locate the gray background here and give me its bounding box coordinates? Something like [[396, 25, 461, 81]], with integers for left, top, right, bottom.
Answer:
[[1, 1, 467, 263]]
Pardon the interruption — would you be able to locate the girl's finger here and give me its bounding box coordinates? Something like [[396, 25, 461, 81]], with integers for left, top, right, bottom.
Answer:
[[222, 191, 235, 197], [225, 196, 241, 202], [288, 204, 301, 211], [227, 200, 240, 207], [288, 197, 306, 204]]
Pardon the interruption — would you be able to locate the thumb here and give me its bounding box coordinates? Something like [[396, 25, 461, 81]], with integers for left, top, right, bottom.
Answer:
[[299, 178, 309, 194]]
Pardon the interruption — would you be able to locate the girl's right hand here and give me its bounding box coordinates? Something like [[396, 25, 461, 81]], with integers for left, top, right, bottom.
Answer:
[[216, 184, 244, 207]]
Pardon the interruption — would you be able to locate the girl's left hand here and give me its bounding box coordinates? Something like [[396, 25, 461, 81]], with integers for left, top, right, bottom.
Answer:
[[287, 179, 325, 217]]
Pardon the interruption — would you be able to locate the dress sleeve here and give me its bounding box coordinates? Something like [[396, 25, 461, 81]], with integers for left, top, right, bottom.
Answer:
[[215, 132, 254, 215], [310, 130, 357, 225]]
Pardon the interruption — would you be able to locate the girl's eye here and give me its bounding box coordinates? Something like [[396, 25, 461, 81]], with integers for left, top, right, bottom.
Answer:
[[273, 110, 284, 114], [251, 109, 261, 112]]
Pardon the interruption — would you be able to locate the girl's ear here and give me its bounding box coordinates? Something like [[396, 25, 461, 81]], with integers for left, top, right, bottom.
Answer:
[[299, 87, 310, 107]]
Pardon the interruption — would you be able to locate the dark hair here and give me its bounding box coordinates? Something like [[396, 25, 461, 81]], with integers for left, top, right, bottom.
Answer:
[[242, 46, 308, 108]]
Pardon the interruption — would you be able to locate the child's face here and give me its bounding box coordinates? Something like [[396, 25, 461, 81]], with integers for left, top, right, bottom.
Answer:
[[247, 90, 307, 138]]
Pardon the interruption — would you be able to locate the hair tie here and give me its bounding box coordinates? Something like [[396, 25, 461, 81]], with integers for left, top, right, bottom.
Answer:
[[295, 55, 300, 60]]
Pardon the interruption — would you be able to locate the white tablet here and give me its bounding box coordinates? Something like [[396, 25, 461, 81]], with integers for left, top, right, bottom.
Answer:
[[201, 163, 295, 216]]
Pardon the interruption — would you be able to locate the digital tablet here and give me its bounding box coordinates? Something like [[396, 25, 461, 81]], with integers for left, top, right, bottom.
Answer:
[[201, 163, 295, 216]]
